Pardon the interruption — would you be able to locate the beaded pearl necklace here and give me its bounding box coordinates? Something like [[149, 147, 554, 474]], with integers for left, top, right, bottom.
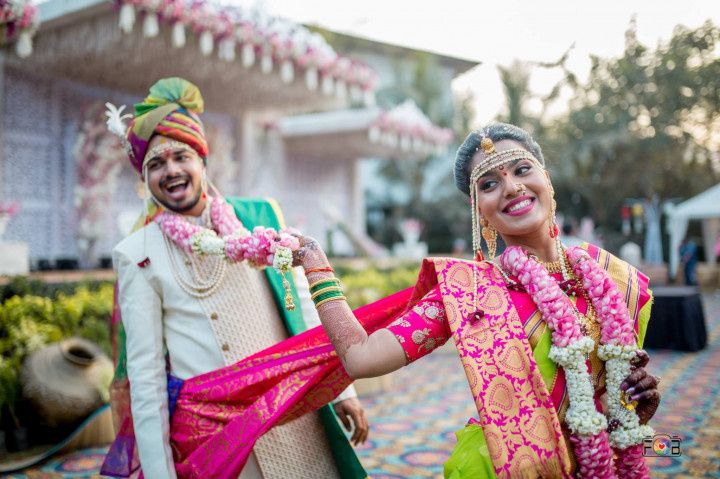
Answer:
[[154, 196, 301, 308], [161, 199, 229, 298]]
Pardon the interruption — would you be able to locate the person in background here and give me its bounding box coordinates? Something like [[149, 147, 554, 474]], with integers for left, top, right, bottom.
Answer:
[[561, 221, 584, 247], [619, 240, 643, 269], [680, 236, 699, 286]]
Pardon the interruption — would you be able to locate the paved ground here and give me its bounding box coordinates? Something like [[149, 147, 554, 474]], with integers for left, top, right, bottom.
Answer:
[[5, 292, 720, 478]]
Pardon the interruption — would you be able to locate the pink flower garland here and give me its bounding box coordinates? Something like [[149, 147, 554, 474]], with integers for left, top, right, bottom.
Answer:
[[501, 245, 651, 479], [501, 246, 616, 478], [567, 247, 651, 479], [566, 247, 635, 346], [569, 432, 616, 478], [155, 196, 300, 268]]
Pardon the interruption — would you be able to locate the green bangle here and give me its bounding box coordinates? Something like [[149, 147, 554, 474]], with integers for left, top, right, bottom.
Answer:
[[311, 286, 344, 300], [312, 290, 345, 305], [309, 279, 341, 294]]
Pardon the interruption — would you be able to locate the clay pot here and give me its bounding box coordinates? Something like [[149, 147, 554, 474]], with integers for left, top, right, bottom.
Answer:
[[21, 338, 113, 428]]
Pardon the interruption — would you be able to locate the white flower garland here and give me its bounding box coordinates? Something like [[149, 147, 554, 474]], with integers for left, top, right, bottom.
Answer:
[[549, 336, 608, 436], [599, 345, 655, 448]]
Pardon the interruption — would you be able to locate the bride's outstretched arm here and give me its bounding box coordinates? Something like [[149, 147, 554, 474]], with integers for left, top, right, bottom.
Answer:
[[295, 237, 408, 379]]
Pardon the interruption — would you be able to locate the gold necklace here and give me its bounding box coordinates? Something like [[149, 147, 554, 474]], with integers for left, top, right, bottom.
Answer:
[[540, 259, 563, 273]]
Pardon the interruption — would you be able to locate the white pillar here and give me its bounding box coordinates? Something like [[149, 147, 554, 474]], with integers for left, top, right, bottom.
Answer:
[[237, 111, 260, 196], [351, 159, 366, 238], [702, 217, 720, 265]]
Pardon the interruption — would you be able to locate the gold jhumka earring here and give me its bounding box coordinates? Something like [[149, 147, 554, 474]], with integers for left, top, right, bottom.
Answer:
[[547, 178, 559, 238], [480, 217, 497, 260], [470, 137, 499, 261]]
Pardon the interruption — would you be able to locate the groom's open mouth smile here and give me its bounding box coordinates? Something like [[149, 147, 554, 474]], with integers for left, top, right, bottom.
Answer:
[[161, 176, 192, 201]]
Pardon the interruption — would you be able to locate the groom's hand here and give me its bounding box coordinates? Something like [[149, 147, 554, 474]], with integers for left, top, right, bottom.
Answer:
[[334, 397, 369, 445]]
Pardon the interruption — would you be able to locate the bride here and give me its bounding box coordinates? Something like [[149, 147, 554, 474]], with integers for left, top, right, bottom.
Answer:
[[294, 122, 660, 478]]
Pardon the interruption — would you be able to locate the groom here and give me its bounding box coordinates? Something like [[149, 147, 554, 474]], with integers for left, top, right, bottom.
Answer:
[[103, 77, 368, 478]]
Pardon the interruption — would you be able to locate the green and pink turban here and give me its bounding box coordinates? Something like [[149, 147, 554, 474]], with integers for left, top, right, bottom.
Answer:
[[126, 77, 209, 173]]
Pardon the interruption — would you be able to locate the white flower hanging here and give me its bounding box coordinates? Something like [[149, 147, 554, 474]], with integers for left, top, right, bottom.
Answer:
[[321, 74, 334, 96], [199, 30, 214, 56], [260, 51, 273, 74], [335, 79, 348, 100], [15, 31, 32, 58], [241, 43, 256, 67], [305, 67, 319, 90], [280, 60, 294, 83], [364, 89, 376, 107], [171, 22, 186, 48], [143, 12, 159, 38], [118, 3, 135, 33], [350, 85, 362, 103], [218, 37, 236, 62]]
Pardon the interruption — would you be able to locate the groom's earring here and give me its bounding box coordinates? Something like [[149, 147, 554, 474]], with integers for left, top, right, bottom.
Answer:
[[201, 170, 208, 200]]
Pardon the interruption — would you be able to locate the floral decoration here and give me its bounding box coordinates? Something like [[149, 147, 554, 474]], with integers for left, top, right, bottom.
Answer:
[[368, 99, 453, 155], [74, 102, 126, 264], [0, 0, 38, 57], [114, 0, 379, 103], [0, 201, 20, 217]]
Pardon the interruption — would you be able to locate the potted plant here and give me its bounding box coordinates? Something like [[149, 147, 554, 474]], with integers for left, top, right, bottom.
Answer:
[[0, 351, 25, 452], [0, 296, 60, 452]]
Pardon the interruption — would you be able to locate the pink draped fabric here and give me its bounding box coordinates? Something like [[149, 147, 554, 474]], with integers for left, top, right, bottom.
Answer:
[[102, 287, 414, 479]]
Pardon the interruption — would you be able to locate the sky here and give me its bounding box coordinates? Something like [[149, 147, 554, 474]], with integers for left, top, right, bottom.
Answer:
[[227, 0, 718, 125]]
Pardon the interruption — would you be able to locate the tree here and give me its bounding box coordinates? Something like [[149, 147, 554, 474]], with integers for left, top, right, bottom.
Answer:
[[496, 45, 577, 135], [366, 51, 476, 252], [549, 19, 720, 230]]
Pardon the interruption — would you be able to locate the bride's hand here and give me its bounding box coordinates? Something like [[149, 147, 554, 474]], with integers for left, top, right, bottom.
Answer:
[[620, 350, 661, 425], [291, 235, 329, 268]]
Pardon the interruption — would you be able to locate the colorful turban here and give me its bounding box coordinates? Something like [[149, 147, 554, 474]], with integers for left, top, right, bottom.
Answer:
[[126, 77, 209, 173]]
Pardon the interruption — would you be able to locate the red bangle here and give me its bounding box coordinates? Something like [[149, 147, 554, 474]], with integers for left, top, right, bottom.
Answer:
[[305, 266, 334, 274]]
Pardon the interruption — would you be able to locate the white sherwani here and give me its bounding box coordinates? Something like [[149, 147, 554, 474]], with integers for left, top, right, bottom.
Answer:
[[113, 220, 356, 479]]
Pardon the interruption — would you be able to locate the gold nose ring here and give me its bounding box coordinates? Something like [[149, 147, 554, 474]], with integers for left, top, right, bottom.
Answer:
[[516, 184, 526, 194]]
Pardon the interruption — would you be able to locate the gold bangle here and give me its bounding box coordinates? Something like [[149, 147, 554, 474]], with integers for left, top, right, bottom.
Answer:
[[314, 295, 347, 309], [311, 286, 344, 300]]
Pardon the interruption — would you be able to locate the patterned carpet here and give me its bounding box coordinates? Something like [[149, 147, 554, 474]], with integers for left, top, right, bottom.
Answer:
[[1, 448, 107, 478], [4, 293, 720, 478]]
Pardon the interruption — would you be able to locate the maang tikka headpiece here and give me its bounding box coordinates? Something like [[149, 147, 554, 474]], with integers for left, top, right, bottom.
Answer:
[[469, 133, 544, 260]]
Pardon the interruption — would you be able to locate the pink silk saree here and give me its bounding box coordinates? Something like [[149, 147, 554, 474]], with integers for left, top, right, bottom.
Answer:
[[410, 243, 652, 478], [103, 244, 651, 479]]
